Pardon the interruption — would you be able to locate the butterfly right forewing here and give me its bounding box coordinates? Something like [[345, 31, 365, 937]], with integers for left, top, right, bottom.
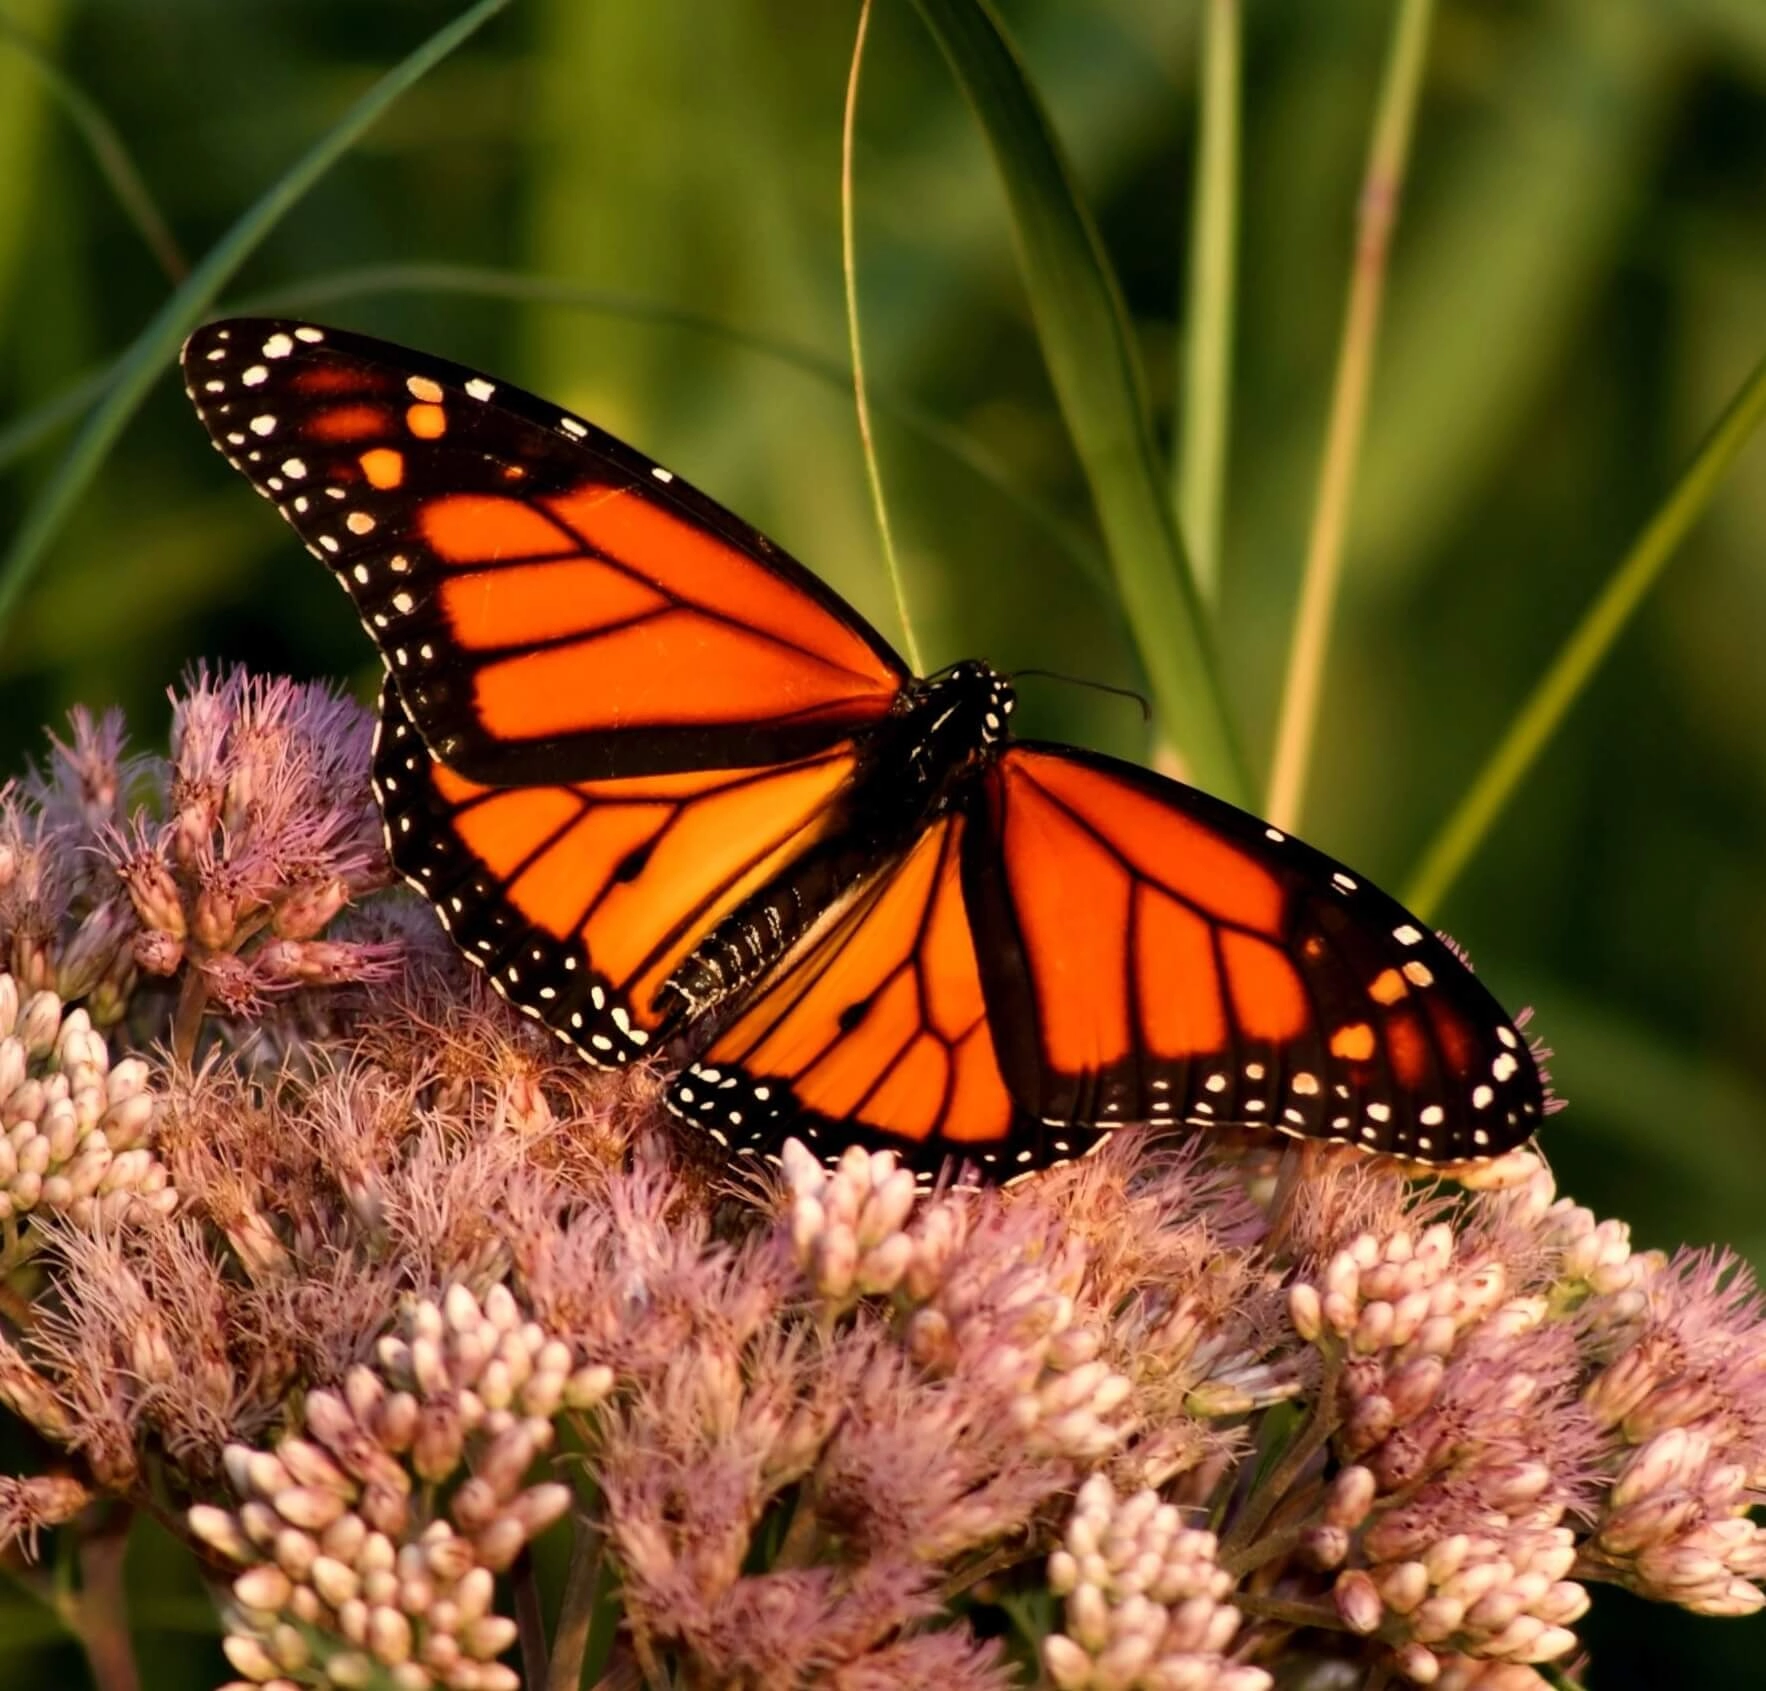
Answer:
[[183, 318, 909, 788]]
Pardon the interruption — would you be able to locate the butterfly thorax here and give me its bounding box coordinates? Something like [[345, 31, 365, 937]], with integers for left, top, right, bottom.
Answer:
[[871, 659, 1016, 809], [653, 661, 1014, 1038]]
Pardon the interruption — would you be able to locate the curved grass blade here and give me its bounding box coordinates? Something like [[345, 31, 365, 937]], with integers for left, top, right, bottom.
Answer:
[[242, 264, 1109, 588], [0, 0, 515, 638], [843, 0, 921, 672], [0, 13, 185, 279], [909, 0, 1247, 804], [1404, 349, 1766, 920], [3, 263, 1109, 588]]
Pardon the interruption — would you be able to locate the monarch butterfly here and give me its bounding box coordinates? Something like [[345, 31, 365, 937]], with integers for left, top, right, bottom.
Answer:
[[182, 318, 1547, 1180]]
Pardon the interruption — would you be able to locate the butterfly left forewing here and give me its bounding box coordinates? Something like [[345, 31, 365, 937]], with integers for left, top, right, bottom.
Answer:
[[967, 745, 1546, 1163]]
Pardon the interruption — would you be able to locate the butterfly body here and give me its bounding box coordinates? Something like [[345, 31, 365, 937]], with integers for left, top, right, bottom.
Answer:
[[653, 659, 1015, 1035], [184, 318, 1549, 1179]]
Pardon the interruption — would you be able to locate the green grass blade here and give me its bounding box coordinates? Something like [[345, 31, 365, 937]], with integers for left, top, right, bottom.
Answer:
[[910, 0, 1247, 804], [1263, 0, 1436, 831], [1404, 349, 1766, 920], [0, 0, 64, 344], [1175, 0, 1240, 604], [0, 13, 185, 279], [0, 0, 514, 638], [0, 360, 112, 470], [3, 263, 1110, 589]]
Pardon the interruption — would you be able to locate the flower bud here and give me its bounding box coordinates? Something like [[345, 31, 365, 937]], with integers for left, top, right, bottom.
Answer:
[[1335, 1569, 1383, 1634]]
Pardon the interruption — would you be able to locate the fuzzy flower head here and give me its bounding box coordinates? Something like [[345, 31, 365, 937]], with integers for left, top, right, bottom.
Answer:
[[0, 709, 141, 1020], [104, 667, 394, 1024], [1582, 1249, 1766, 1615], [1284, 1201, 1600, 1684]]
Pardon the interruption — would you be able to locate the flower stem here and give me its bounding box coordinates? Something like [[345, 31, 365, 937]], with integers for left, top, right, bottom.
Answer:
[[1219, 1345, 1342, 1571], [1264, 0, 1436, 831], [169, 967, 209, 1067], [512, 1546, 550, 1688], [943, 1528, 1052, 1602], [773, 1481, 824, 1569], [71, 1507, 139, 1691], [1225, 1512, 1315, 1578], [1231, 1590, 1347, 1631], [545, 1512, 604, 1691]]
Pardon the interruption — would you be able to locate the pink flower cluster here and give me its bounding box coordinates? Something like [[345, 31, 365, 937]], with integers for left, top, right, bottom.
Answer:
[[0, 673, 1760, 1691]]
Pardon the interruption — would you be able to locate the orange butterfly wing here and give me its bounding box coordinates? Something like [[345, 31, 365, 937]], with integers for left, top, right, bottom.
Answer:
[[373, 681, 859, 1059], [182, 320, 908, 785], [965, 746, 1545, 1162], [669, 814, 1106, 1178]]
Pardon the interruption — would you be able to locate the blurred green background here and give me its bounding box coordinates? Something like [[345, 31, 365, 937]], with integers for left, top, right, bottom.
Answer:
[[0, 1, 1763, 1684]]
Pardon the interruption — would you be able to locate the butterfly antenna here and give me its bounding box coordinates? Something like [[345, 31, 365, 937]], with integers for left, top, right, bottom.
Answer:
[[1012, 668, 1153, 723]]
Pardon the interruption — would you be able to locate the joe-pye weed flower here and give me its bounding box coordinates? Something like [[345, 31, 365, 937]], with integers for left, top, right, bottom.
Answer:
[[0, 670, 1760, 1690]]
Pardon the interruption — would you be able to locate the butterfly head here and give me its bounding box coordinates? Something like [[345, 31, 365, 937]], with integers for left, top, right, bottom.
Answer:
[[919, 659, 1016, 755], [871, 661, 1017, 818]]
